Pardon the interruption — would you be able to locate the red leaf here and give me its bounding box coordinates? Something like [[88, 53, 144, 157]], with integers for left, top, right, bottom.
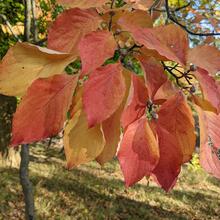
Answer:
[[79, 30, 117, 76], [0, 42, 75, 97], [188, 45, 220, 75], [57, 0, 108, 9], [152, 126, 182, 192], [96, 69, 131, 165], [153, 79, 177, 103], [121, 74, 148, 130], [157, 93, 196, 163], [131, 24, 188, 66], [11, 74, 78, 145], [195, 68, 220, 112], [48, 8, 102, 54], [140, 56, 167, 98], [197, 107, 220, 179], [118, 9, 153, 31], [118, 117, 159, 186], [83, 63, 126, 127]]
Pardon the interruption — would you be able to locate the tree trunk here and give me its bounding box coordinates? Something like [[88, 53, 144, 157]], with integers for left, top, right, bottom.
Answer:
[[20, 144, 35, 220], [20, 1, 36, 219]]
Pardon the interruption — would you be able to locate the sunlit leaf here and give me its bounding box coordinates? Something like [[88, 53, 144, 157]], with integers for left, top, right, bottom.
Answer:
[[11, 74, 78, 145], [118, 117, 159, 186], [83, 63, 126, 127], [79, 30, 117, 75], [0, 43, 75, 96], [48, 8, 102, 54]]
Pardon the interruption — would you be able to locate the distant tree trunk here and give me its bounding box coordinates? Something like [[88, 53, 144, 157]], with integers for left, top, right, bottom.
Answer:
[[31, 0, 38, 42], [24, 0, 32, 42]]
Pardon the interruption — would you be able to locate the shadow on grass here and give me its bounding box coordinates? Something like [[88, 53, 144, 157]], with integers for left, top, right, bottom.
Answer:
[[37, 167, 219, 219], [1, 163, 220, 220]]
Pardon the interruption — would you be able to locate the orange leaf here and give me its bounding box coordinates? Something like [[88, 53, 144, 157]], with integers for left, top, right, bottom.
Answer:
[[158, 93, 196, 163], [48, 8, 102, 54], [96, 69, 131, 165], [118, 9, 153, 31], [64, 110, 105, 168], [118, 117, 159, 186], [188, 45, 220, 76], [195, 68, 220, 112], [57, 0, 108, 9], [83, 63, 126, 127], [121, 74, 148, 130], [0, 42, 75, 96], [11, 74, 78, 145], [196, 107, 220, 179], [140, 56, 167, 98], [124, 0, 154, 10], [152, 127, 182, 192], [79, 30, 117, 76], [192, 95, 217, 114], [131, 24, 188, 66], [154, 79, 177, 103]]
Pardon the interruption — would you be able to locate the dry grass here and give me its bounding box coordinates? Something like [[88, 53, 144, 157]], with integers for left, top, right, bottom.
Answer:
[[0, 143, 220, 220]]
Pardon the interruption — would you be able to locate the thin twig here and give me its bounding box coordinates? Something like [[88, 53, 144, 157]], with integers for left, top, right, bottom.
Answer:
[[162, 62, 182, 87], [110, 0, 115, 9], [164, 0, 220, 36], [151, 2, 190, 13]]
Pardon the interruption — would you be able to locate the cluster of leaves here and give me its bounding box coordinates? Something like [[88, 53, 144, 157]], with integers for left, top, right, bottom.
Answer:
[[0, 0, 220, 192]]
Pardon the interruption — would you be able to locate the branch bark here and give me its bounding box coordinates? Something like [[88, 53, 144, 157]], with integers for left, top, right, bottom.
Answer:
[[20, 144, 35, 220], [20, 1, 36, 219]]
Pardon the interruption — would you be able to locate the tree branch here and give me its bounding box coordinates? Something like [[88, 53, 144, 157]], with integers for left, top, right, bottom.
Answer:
[[20, 144, 35, 220], [164, 0, 220, 36]]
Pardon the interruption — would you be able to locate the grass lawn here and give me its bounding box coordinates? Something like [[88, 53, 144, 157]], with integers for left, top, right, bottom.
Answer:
[[0, 142, 220, 220]]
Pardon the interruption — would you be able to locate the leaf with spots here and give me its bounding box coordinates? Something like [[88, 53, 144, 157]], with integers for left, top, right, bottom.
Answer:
[[196, 107, 220, 179], [0, 42, 75, 97]]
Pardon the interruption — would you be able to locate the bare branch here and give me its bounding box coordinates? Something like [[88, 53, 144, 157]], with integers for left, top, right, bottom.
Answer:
[[164, 0, 220, 36]]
